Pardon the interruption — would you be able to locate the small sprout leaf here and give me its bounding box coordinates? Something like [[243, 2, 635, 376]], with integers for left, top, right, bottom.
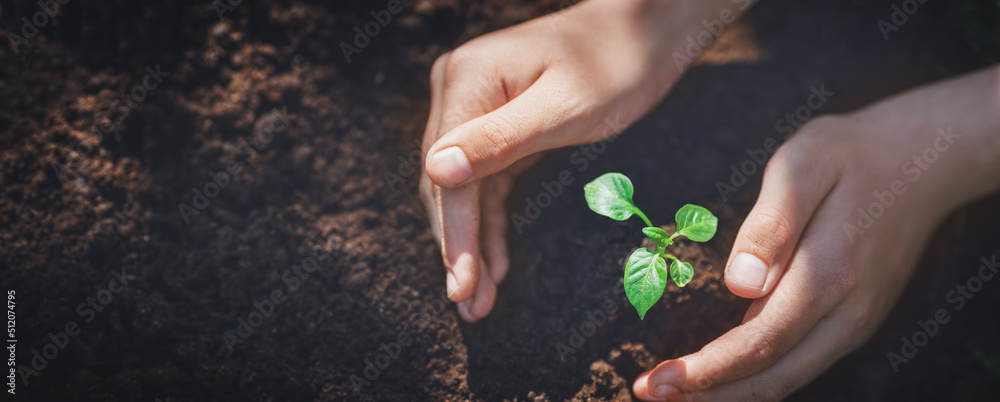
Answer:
[[641, 227, 672, 252], [624, 248, 668, 320], [584, 173, 638, 221], [670, 260, 694, 287], [674, 204, 718, 242]]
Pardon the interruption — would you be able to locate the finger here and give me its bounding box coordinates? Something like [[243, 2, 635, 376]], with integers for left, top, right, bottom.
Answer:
[[480, 174, 513, 283], [420, 53, 468, 300], [425, 73, 591, 188], [635, 244, 841, 400], [419, 53, 451, 243], [725, 139, 840, 298], [436, 183, 482, 303], [457, 256, 498, 322], [422, 52, 483, 303], [670, 308, 867, 402]]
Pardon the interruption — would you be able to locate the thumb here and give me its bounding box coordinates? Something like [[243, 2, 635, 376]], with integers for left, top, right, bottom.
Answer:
[[725, 144, 840, 299], [425, 75, 583, 187]]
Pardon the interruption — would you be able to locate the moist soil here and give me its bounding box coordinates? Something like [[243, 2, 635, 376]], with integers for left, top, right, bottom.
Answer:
[[2, 0, 999, 401]]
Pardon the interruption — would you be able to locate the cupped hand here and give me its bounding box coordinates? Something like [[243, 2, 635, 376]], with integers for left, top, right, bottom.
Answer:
[[419, 0, 700, 322], [634, 66, 1000, 400]]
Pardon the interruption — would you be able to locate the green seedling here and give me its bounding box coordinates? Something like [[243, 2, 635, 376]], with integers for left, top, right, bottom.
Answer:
[[584, 172, 718, 319]]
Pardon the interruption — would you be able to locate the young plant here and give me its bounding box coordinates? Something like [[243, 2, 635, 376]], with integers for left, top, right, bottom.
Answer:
[[584, 172, 718, 319]]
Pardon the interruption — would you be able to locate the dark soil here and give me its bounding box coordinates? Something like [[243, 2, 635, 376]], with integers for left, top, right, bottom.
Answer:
[[2, 0, 999, 401]]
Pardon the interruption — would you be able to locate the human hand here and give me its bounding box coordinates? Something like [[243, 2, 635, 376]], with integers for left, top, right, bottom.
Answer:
[[633, 65, 1000, 400], [420, 0, 745, 321]]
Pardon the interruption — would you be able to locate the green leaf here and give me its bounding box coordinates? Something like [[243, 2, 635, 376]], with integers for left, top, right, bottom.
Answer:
[[584, 173, 638, 221], [624, 248, 668, 320], [670, 260, 694, 287], [674, 204, 718, 242], [641, 227, 672, 252]]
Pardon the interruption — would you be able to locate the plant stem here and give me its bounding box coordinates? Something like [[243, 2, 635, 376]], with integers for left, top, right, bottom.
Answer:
[[634, 208, 653, 228], [661, 253, 679, 262]]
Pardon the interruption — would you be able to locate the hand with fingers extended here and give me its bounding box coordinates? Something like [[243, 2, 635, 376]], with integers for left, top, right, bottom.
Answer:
[[633, 66, 1000, 401], [419, 0, 751, 322]]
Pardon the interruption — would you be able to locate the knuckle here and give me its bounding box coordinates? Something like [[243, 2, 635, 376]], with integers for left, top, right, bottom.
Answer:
[[769, 115, 846, 173], [761, 137, 845, 213], [442, 47, 481, 85], [686, 367, 717, 394], [820, 257, 859, 303], [761, 145, 788, 177], [430, 51, 452, 88], [678, 352, 724, 394], [768, 144, 809, 173], [445, 46, 475, 69], [743, 206, 795, 258], [794, 114, 845, 143], [473, 118, 516, 161], [766, 139, 822, 183], [746, 332, 781, 369]]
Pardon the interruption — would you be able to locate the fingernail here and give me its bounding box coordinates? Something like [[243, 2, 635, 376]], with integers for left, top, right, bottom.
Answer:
[[652, 384, 678, 398], [729, 252, 768, 290], [431, 146, 473, 186], [446, 271, 457, 298]]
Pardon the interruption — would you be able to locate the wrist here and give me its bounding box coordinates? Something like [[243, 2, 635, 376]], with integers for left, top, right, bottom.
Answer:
[[947, 65, 1000, 203], [582, 0, 754, 54], [573, 0, 754, 99], [860, 65, 1000, 211], [976, 64, 1000, 194]]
